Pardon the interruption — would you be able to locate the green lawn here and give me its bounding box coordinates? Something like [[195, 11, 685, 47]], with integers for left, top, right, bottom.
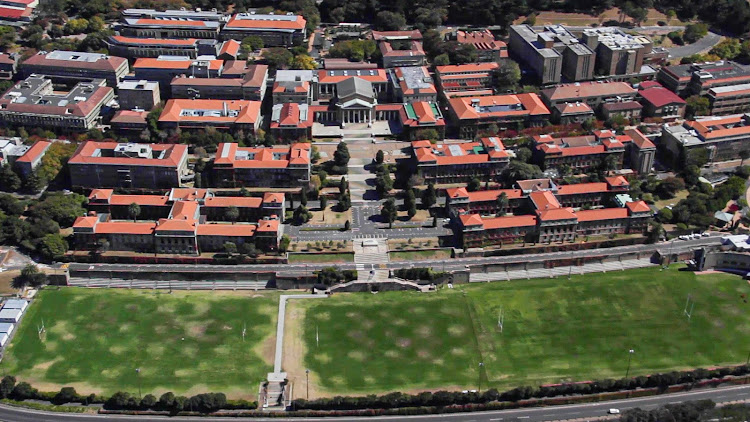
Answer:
[[389, 249, 452, 261], [300, 267, 750, 395], [288, 253, 354, 263], [2, 288, 278, 398]]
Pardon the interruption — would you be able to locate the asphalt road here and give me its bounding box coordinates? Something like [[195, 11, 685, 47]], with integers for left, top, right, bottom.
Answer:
[[67, 235, 722, 274], [667, 31, 722, 58], [0, 384, 747, 421]]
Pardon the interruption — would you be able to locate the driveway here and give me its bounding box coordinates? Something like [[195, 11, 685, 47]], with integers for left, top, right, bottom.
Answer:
[[667, 31, 721, 58]]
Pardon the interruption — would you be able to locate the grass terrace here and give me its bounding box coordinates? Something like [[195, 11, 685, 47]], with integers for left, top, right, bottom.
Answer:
[[295, 266, 750, 396], [2, 288, 278, 398]]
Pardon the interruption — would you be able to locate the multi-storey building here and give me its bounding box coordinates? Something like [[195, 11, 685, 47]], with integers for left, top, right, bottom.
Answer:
[[14, 140, 50, 176], [637, 80, 685, 119], [398, 101, 446, 139], [540, 81, 637, 110], [380, 41, 426, 68], [110, 110, 149, 133], [273, 70, 316, 104], [158, 99, 261, 134], [447, 93, 551, 138], [455, 29, 508, 62], [623, 128, 656, 174], [657, 60, 750, 97], [211, 142, 311, 188], [410, 138, 511, 185], [580, 27, 653, 76], [132, 56, 224, 95], [68, 141, 189, 189], [390, 66, 437, 103], [508, 24, 594, 84], [171, 64, 268, 101], [435, 63, 499, 98], [707, 83, 750, 115], [20, 50, 128, 87], [317, 69, 389, 102], [107, 36, 221, 59], [0, 76, 113, 131], [0, 0, 36, 22], [370, 30, 422, 42], [551, 102, 594, 124], [120, 8, 224, 22], [0, 53, 17, 80], [119, 10, 221, 39], [532, 129, 637, 173], [117, 80, 161, 111], [660, 114, 750, 164], [220, 12, 306, 46]]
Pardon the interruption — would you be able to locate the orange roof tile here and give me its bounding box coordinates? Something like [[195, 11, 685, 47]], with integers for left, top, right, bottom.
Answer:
[[225, 14, 306, 30], [89, 189, 114, 201], [436, 63, 499, 75], [575, 208, 629, 222], [626, 200, 651, 213], [467, 189, 523, 202], [482, 214, 537, 229], [95, 222, 157, 235], [197, 224, 256, 236], [529, 191, 561, 211], [256, 219, 279, 232], [537, 208, 577, 221], [557, 182, 609, 195], [203, 197, 263, 208], [605, 176, 629, 188], [109, 195, 170, 206], [68, 142, 187, 168], [459, 213, 484, 227], [16, 141, 50, 163], [263, 192, 285, 204], [159, 99, 261, 125], [73, 216, 99, 228]]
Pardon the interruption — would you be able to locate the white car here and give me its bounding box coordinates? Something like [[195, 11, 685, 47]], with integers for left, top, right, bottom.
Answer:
[[608, 408, 620, 414], [702, 232, 710, 237], [679, 235, 689, 240]]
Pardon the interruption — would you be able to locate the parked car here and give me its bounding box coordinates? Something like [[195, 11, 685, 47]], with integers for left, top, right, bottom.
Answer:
[[702, 232, 710, 237], [608, 409, 621, 414], [679, 235, 689, 240]]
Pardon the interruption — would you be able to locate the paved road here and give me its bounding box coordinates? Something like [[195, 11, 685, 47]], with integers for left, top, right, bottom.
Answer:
[[0, 384, 747, 421], [67, 235, 722, 275], [667, 31, 722, 58]]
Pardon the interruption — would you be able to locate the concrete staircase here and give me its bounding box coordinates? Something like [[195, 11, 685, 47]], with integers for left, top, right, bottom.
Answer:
[[353, 237, 389, 281]]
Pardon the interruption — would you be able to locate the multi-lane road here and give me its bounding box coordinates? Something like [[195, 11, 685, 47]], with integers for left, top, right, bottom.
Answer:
[[0, 384, 747, 421]]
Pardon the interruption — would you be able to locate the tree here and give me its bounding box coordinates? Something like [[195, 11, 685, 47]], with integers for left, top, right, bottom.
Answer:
[[404, 189, 416, 212], [375, 170, 393, 197], [239, 187, 250, 197], [223, 242, 238, 255], [495, 192, 509, 217], [339, 176, 348, 194], [263, 47, 293, 68], [279, 235, 291, 253], [240, 242, 259, 258], [421, 183, 437, 209], [337, 192, 351, 211], [140, 394, 157, 410], [710, 38, 742, 60], [300, 189, 308, 207], [467, 178, 481, 192], [433, 53, 450, 66], [657, 207, 673, 223], [293, 205, 312, 224], [375, 150, 384, 165], [37, 233, 67, 260], [0, 194, 23, 216], [626, 6, 648, 26], [375, 11, 406, 31], [344, 220, 351, 231], [0, 376, 16, 399], [686, 95, 710, 119], [502, 161, 543, 185], [225, 206, 240, 224], [740, 150, 750, 166], [647, 222, 664, 244], [241, 35, 264, 53], [128, 203, 141, 222], [28, 192, 86, 228], [683, 23, 708, 43], [13, 264, 46, 289], [381, 198, 397, 228], [494, 61, 521, 93], [21, 172, 42, 194], [0, 165, 21, 192], [334, 142, 350, 167], [657, 177, 686, 199], [291, 54, 318, 70]]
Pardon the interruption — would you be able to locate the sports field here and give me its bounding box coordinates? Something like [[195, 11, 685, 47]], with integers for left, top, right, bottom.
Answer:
[[2, 288, 278, 398], [298, 267, 750, 396]]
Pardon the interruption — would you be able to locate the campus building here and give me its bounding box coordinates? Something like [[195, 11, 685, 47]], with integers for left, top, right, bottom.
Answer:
[[14, 140, 50, 176], [210, 142, 311, 188], [532, 129, 654, 174], [20, 50, 128, 87], [660, 114, 750, 164], [68, 141, 189, 189], [316, 69, 389, 102], [657, 60, 750, 97], [158, 99, 262, 134], [273, 70, 316, 104], [107, 36, 221, 59], [390, 66, 437, 103], [132, 56, 224, 95], [447, 93, 551, 138], [707, 83, 750, 116], [637, 80, 685, 119], [119, 12, 221, 39], [370, 30, 423, 42], [455, 29, 508, 62], [410, 138, 512, 185], [508, 24, 595, 84], [0, 76, 114, 131], [0, 0, 36, 22], [170, 64, 268, 101], [540, 81, 637, 111], [117, 80, 161, 111], [220, 13, 306, 46], [380, 41, 426, 68], [0, 53, 17, 80], [580, 27, 653, 76], [435, 63, 499, 98]]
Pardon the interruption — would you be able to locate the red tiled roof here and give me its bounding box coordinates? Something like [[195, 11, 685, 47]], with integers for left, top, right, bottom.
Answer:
[[109, 195, 170, 206], [73, 216, 99, 228], [110, 110, 148, 125], [542, 82, 636, 101], [134, 57, 223, 71], [626, 200, 651, 213], [155, 218, 197, 232], [225, 14, 306, 30], [0, 6, 31, 19], [16, 140, 50, 163], [482, 214, 537, 229], [467, 189, 523, 202], [135, 18, 209, 27], [459, 213, 483, 227], [605, 175, 629, 188], [68, 141, 187, 168], [317, 69, 388, 84], [575, 207, 629, 222], [203, 196, 262, 208], [624, 128, 656, 150], [197, 224, 256, 236], [159, 99, 261, 125], [219, 40, 241, 57], [529, 191, 561, 211], [256, 219, 279, 232], [111, 36, 198, 46], [213, 142, 310, 168], [263, 192, 285, 204], [437, 62, 499, 75], [96, 222, 157, 235], [557, 182, 609, 195], [537, 208, 577, 221], [89, 189, 114, 201], [449, 93, 550, 120], [22, 52, 126, 72], [638, 86, 685, 108]]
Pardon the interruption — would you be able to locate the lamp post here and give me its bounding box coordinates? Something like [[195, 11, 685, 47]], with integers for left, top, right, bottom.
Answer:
[[478, 362, 484, 393], [625, 349, 635, 378], [305, 369, 310, 399], [135, 368, 141, 400], [746, 350, 750, 365]]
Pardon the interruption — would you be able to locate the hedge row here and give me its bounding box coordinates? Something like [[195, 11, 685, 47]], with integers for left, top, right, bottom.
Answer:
[[292, 364, 750, 411], [393, 268, 446, 281], [0, 377, 257, 414]]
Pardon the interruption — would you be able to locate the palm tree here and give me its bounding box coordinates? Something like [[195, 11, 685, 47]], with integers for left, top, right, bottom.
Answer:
[[128, 203, 141, 222]]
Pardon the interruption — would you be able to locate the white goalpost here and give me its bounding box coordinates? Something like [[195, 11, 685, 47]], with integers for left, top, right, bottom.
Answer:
[[684, 294, 695, 321]]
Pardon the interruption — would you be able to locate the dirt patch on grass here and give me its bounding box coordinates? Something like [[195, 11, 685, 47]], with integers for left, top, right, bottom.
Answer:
[[254, 330, 276, 367], [31, 358, 61, 372], [21, 380, 104, 396], [0, 270, 20, 296], [186, 322, 207, 338], [282, 301, 330, 399], [397, 338, 412, 348]]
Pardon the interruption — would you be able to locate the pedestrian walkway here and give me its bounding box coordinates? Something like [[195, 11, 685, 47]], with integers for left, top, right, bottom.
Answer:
[[469, 258, 655, 282], [68, 278, 268, 290], [353, 237, 390, 281]]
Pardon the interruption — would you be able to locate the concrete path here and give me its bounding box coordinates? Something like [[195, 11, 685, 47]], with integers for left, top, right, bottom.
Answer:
[[667, 31, 721, 58], [271, 294, 327, 375]]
